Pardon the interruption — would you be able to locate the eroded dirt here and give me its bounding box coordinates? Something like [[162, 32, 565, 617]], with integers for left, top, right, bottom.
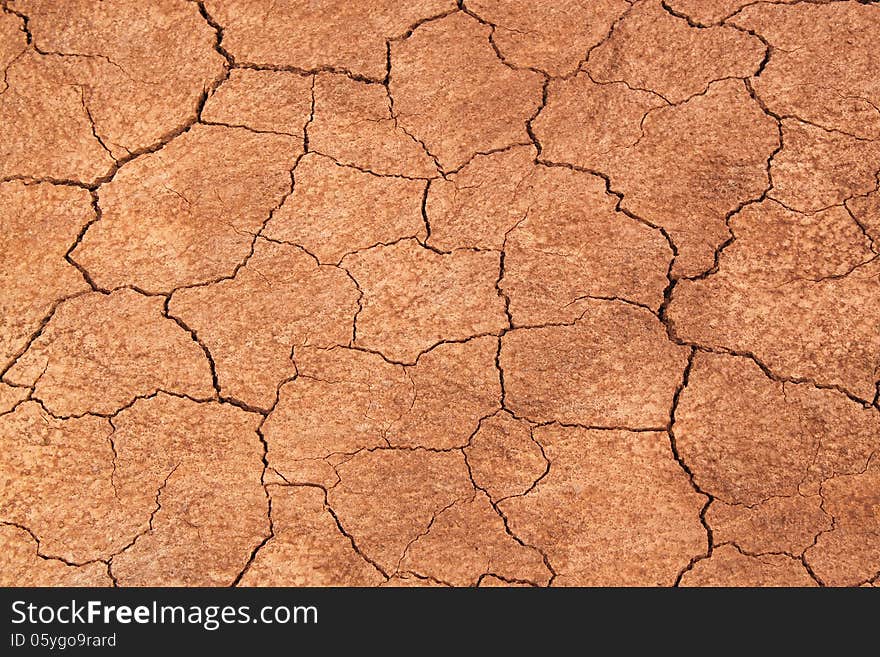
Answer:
[[1, 0, 879, 587]]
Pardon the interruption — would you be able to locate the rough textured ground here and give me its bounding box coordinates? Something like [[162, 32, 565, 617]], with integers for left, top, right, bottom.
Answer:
[[1, 0, 879, 588]]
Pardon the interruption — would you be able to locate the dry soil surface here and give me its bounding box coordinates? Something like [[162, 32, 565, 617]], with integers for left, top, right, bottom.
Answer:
[[2, 0, 880, 588]]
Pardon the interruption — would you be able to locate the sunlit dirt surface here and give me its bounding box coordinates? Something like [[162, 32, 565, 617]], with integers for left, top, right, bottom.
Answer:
[[2, 0, 879, 587]]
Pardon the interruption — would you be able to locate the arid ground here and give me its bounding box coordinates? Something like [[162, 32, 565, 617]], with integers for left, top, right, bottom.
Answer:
[[1, 0, 879, 587]]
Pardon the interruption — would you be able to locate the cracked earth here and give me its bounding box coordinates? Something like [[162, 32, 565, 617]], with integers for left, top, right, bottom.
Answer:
[[1, 0, 879, 589]]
